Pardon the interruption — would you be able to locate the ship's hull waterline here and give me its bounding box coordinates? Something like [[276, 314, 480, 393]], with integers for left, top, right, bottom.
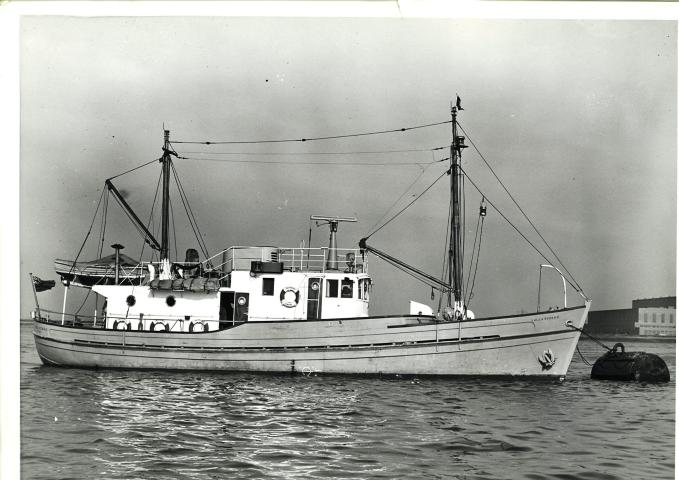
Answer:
[[33, 303, 589, 377]]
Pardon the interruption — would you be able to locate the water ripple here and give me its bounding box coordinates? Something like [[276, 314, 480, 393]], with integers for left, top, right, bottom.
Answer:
[[20, 324, 675, 480]]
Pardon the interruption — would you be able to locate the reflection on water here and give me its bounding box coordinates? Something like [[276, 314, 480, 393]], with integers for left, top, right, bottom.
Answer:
[[20, 321, 675, 480]]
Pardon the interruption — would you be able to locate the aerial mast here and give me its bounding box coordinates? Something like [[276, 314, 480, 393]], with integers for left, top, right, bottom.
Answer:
[[448, 98, 467, 310]]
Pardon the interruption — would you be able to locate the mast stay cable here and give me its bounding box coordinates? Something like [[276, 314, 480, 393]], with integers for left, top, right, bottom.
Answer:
[[460, 166, 582, 294], [66, 187, 107, 276], [457, 122, 584, 294], [170, 162, 211, 261], [363, 167, 450, 240], [365, 163, 435, 236], [171, 120, 452, 145]]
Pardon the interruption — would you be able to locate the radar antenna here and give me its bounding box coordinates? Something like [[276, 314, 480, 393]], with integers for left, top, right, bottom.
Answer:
[[310, 215, 357, 270]]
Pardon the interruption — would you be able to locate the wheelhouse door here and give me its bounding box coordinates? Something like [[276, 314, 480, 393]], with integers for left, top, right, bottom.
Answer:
[[307, 277, 322, 320], [219, 291, 235, 327], [220, 291, 249, 325]]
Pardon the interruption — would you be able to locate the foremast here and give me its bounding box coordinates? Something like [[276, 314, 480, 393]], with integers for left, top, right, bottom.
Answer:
[[106, 130, 174, 279], [159, 130, 173, 278]]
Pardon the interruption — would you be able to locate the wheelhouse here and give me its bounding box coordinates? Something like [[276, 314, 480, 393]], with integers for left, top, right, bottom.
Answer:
[[92, 245, 372, 333]]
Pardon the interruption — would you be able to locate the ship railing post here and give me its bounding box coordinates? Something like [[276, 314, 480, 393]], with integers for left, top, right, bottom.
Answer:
[[538, 264, 568, 310], [61, 284, 69, 325]]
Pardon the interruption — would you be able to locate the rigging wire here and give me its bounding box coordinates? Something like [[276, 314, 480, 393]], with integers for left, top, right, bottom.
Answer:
[[457, 121, 584, 294], [173, 156, 444, 166], [170, 162, 211, 260], [460, 172, 466, 303], [464, 202, 485, 308], [170, 195, 178, 263], [173, 147, 448, 156], [106, 158, 160, 181], [139, 170, 164, 265], [364, 167, 450, 240], [67, 188, 107, 275], [365, 163, 434, 236], [171, 119, 452, 145], [72, 189, 110, 315], [98, 190, 109, 259], [437, 198, 453, 313], [464, 209, 481, 304], [460, 166, 582, 294]]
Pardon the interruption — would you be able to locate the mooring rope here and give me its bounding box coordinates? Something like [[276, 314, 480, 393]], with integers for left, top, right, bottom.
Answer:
[[565, 320, 612, 352]]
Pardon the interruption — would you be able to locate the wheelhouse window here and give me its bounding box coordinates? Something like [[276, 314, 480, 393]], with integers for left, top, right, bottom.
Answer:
[[341, 278, 354, 298], [326, 279, 338, 298], [262, 278, 275, 296]]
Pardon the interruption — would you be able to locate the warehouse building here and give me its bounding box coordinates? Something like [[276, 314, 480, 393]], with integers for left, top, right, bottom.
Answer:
[[586, 296, 675, 336]]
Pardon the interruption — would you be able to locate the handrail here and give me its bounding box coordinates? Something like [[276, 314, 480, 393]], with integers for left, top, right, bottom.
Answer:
[[537, 264, 568, 312], [203, 245, 368, 274]]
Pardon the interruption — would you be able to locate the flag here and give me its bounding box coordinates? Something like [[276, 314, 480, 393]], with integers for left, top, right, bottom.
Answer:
[[456, 95, 464, 111], [32, 275, 55, 292]]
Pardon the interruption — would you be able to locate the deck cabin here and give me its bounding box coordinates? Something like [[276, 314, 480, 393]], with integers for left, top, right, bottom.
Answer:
[[92, 246, 372, 332]]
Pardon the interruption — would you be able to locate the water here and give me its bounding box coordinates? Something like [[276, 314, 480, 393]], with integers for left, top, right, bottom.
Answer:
[[20, 320, 675, 479]]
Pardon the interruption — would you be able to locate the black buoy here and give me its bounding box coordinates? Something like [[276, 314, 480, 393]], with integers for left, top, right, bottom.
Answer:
[[591, 343, 670, 382]]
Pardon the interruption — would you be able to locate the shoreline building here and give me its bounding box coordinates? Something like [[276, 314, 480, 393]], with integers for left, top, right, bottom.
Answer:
[[633, 297, 676, 336], [586, 296, 676, 336]]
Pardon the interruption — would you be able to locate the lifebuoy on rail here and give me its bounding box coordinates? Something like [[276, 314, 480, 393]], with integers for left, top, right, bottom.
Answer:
[[280, 287, 300, 308], [189, 321, 207, 333], [113, 320, 131, 331], [150, 321, 169, 332]]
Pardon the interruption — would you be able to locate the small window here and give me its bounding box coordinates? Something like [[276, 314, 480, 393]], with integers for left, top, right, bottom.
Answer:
[[126, 295, 136, 307], [166, 295, 176, 307], [652, 313, 657, 323], [341, 278, 353, 298], [262, 278, 275, 296], [661, 314, 665, 324], [358, 279, 363, 299], [326, 279, 338, 298]]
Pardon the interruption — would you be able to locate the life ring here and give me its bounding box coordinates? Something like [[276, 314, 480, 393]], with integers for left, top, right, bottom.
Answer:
[[189, 321, 207, 333], [280, 287, 299, 308], [113, 320, 130, 331], [150, 321, 169, 332]]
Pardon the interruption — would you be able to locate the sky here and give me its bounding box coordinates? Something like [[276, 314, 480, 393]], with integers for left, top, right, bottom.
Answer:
[[15, 14, 677, 318]]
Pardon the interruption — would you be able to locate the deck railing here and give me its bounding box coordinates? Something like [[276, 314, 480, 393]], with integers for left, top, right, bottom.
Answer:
[[34, 309, 219, 329], [203, 246, 367, 278]]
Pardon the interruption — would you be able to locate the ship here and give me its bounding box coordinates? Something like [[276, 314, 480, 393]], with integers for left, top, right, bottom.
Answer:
[[30, 104, 591, 377]]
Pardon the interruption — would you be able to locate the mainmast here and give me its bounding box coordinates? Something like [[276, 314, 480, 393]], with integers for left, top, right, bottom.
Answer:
[[448, 102, 467, 308]]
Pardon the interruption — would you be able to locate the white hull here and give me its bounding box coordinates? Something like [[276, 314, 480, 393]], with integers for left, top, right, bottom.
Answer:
[[33, 303, 590, 377]]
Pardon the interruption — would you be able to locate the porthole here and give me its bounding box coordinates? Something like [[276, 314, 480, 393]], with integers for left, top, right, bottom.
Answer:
[[126, 295, 136, 307], [166, 295, 176, 307], [237, 296, 247, 306]]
